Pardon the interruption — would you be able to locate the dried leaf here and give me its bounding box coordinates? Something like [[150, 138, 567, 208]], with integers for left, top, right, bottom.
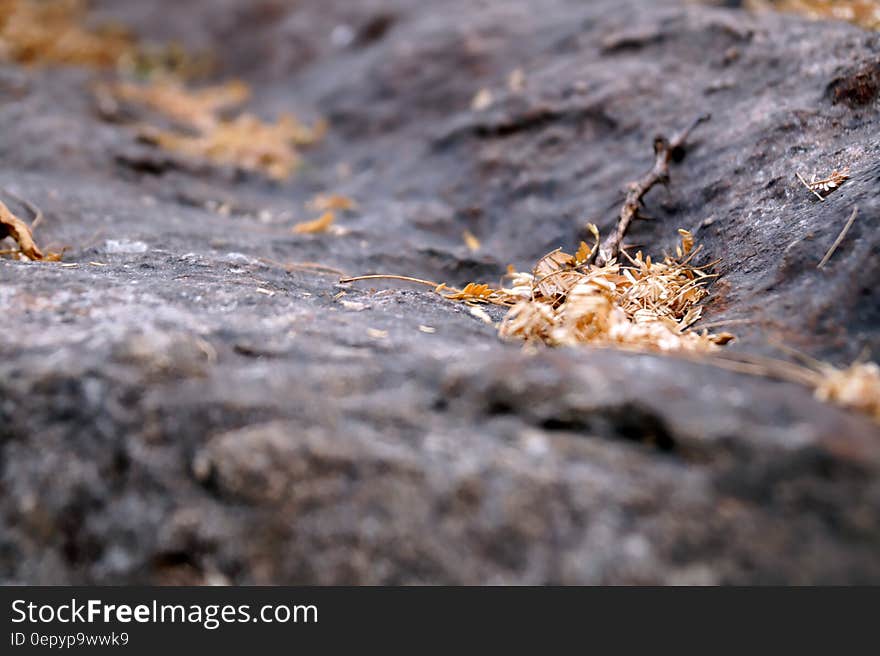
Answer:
[[814, 361, 880, 421], [534, 249, 579, 297], [797, 167, 851, 200], [575, 223, 601, 265], [0, 0, 134, 68], [443, 282, 497, 302], [469, 306, 494, 324], [149, 113, 322, 180], [678, 229, 694, 256], [463, 229, 481, 253], [292, 211, 335, 234], [105, 79, 250, 129], [0, 200, 60, 261]]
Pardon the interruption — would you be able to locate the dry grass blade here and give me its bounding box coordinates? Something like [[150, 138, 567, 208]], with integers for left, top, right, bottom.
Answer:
[[817, 206, 859, 269], [339, 274, 443, 288]]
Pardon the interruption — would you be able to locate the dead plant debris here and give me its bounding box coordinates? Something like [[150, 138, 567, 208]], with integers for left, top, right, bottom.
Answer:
[[796, 167, 850, 201], [142, 112, 324, 181], [814, 361, 880, 422], [0, 0, 133, 68], [0, 198, 60, 261], [747, 0, 880, 31], [463, 229, 481, 253], [818, 206, 859, 269], [709, 350, 880, 424], [100, 79, 250, 130], [0, 0, 206, 76], [292, 211, 335, 235], [342, 227, 732, 353], [100, 74, 324, 182]]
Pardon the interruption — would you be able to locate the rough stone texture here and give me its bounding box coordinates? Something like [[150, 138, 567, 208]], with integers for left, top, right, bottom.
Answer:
[[1, 0, 879, 584]]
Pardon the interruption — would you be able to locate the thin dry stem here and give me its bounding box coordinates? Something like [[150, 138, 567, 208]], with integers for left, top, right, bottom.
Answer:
[[339, 274, 443, 288], [818, 206, 859, 269], [796, 172, 825, 201]]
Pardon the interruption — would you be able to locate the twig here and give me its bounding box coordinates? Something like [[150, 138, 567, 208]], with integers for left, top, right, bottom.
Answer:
[[796, 172, 825, 202], [817, 206, 859, 269], [339, 274, 442, 288], [594, 113, 710, 266]]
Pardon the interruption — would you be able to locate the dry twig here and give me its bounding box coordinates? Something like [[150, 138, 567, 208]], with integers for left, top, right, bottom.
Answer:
[[818, 206, 859, 269], [594, 114, 710, 265]]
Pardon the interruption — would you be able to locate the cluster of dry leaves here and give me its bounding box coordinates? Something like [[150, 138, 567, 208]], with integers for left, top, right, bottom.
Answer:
[[346, 227, 733, 353], [496, 228, 734, 352], [814, 361, 880, 421], [797, 167, 850, 202], [0, 0, 208, 76], [344, 223, 880, 423], [0, 0, 324, 179], [0, 0, 132, 68], [102, 78, 326, 181], [747, 0, 880, 30]]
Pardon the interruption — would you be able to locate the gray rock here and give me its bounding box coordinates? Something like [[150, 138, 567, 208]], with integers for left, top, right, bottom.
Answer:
[[1, 0, 879, 583]]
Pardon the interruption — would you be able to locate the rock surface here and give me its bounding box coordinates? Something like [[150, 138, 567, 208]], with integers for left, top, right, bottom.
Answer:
[[1, 0, 879, 584]]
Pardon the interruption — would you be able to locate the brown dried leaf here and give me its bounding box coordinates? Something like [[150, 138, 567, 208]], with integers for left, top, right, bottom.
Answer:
[[292, 211, 335, 234], [150, 113, 322, 180], [534, 249, 580, 297], [809, 168, 850, 195], [815, 361, 880, 421], [746, 1, 880, 31], [0, 0, 134, 68], [0, 200, 60, 261], [678, 228, 694, 256], [463, 229, 481, 253], [105, 79, 250, 129], [575, 223, 601, 265], [443, 282, 497, 302]]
